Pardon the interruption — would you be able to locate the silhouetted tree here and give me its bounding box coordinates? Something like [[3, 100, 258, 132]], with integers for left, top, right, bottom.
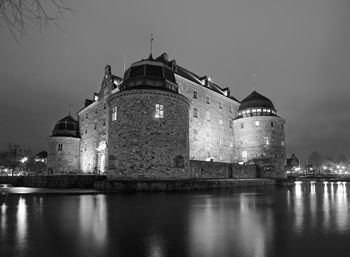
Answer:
[[0, 0, 72, 39], [307, 151, 324, 173], [0, 144, 31, 175]]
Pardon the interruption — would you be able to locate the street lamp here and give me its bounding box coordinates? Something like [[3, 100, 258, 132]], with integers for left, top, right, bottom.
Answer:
[[20, 157, 28, 175]]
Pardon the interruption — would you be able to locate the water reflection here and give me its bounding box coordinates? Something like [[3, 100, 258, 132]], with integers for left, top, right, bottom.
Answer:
[[16, 197, 27, 252]]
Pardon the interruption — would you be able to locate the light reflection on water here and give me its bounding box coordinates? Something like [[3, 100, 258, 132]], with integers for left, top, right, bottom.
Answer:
[[1, 183, 350, 257]]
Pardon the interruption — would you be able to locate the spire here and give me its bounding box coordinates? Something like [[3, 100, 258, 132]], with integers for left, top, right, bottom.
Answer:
[[250, 73, 256, 92], [149, 33, 154, 60]]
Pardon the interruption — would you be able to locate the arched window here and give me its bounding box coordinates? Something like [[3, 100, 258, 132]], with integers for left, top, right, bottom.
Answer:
[[174, 155, 184, 168]]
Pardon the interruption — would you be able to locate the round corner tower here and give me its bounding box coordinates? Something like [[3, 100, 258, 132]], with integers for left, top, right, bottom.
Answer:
[[107, 57, 190, 179], [233, 91, 286, 178], [47, 115, 80, 174]]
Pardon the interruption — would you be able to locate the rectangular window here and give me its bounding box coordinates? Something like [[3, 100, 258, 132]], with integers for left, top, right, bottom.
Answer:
[[271, 121, 274, 127], [229, 119, 233, 128], [58, 144, 63, 151], [193, 107, 198, 118], [112, 106, 117, 121], [281, 124, 284, 129], [241, 123, 244, 129], [264, 136, 269, 145], [206, 96, 210, 104], [219, 102, 223, 109], [229, 105, 232, 113], [193, 91, 198, 99], [155, 104, 164, 118], [281, 139, 285, 146], [193, 129, 198, 141], [219, 119, 223, 126], [206, 111, 210, 121], [255, 121, 260, 127], [94, 123, 97, 130]]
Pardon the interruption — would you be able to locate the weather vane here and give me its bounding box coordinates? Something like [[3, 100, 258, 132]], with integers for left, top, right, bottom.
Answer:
[[250, 73, 256, 91]]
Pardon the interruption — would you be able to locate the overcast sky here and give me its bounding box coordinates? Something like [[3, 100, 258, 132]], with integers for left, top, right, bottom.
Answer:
[[1, 0, 350, 161]]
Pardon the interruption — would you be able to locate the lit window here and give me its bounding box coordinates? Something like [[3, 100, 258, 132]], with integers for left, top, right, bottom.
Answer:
[[219, 156, 223, 161], [255, 121, 260, 127], [219, 102, 223, 109], [193, 91, 198, 99], [206, 96, 210, 104], [252, 109, 256, 112], [281, 139, 285, 146], [206, 111, 210, 121], [241, 123, 244, 129], [193, 107, 198, 118], [155, 104, 164, 118], [242, 111, 246, 114], [263, 109, 266, 112], [58, 144, 63, 151], [112, 106, 117, 121], [246, 110, 250, 113], [267, 109, 271, 113], [257, 109, 261, 112], [219, 119, 223, 126], [264, 136, 269, 145]]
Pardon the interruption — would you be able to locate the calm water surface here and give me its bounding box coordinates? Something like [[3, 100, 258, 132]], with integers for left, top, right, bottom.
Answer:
[[1, 182, 350, 257]]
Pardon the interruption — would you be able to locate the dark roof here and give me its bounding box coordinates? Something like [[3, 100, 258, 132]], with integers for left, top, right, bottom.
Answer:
[[238, 90, 275, 111], [51, 115, 80, 138], [34, 151, 47, 159]]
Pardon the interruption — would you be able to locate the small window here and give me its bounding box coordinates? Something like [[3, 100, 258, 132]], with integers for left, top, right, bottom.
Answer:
[[193, 91, 198, 99], [241, 123, 244, 129], [104, 104, 106, 110], [85, 128, 87, 134], [207, 136, 211, 143], [229, 119, 233, 129], [103, 119, 106, 126], [206, 96, 210, 104], [206, 111, 210, 121], [58, 144, 63, 151], [219, 119, 223, 126], [86, 114, 88, 119], [193, 107, 198, 118], [193, 129, 198, 141], [112, 106, 117, 121], [94, 123, 97, 130], [271, 122, 274, 127], [174, 155, 184, 168], [281, 139, 285, 146], [219, 102, 223, 109], [229, 106, 232, 113], [229, 139, 234, 147], [264, 136, 269, 145], [155, 104, 164, 118], [281, 124, 284, 129], [255, 121, 260, 127]]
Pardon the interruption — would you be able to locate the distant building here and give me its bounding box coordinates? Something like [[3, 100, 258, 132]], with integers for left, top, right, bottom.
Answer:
[[47, 53, 286, 178], [33, 151, 47, 163], [286, 153, 300, 170]]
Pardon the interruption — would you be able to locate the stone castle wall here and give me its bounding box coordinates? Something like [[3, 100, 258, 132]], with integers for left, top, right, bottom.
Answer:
[[233, 115, 286, 178], [176, 75, 240, 162], [107, 89, 190, 179], [47, 136, 80, 174]]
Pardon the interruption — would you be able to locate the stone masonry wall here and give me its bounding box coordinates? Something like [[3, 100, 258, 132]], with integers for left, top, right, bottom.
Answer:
[[233, 115, 286, 178], [47, 137, 80, 174], [107, 89, 190, 179], [189, 160, 257, 179], [175, 75, 240, 163]]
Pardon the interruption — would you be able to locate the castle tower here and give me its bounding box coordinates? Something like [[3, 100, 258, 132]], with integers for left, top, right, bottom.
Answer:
[[47, 115, 80, 174], [233, 91, 286, 178], [107, 57, 190, 179]]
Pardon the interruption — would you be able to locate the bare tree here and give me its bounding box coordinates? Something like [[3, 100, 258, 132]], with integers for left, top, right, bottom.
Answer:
[[0, 0, 72, 39]]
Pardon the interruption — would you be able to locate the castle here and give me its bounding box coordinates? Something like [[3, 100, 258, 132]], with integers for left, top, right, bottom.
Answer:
[[47, 53, 286, 178]]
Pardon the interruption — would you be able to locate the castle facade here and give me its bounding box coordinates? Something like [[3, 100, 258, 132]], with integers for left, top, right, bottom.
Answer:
[[47, 53, 286, 178]]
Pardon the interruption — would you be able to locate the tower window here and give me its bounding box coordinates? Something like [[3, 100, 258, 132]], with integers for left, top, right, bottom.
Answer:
[[94, 123, 97, 130], [264, 136, 269, 145], [193, 129, 198, 141], [193, 91, 198, 99], [230, 139, 234, 147], [255, 121, 260, 127], [193, 107, 198, 118], [281, 124, 284, 129], [155, 104, 164, 118], [112, 106, 117, 121], [104, 103, 106, 110], [271, 121, 274, 127], [58, 144, 63, 151], [219, 119, 223, 126], [206, 136, 211, 143], [206, 96, 210, 104], [229, 119, 233, 128], [241, 123, 244, 129], [206, 111, 210, 121], [219, 102, 223, 109], [281, 139, 285, 146], [229, 105, 232, 113]]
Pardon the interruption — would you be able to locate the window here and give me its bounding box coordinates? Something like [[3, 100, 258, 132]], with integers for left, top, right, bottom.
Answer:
[[281, 139, 285, 146], [219, 102, 223, 109], [219, 119, 223, 126], [174, 155, 184, 168], [206, 111, 210, 121], [94, 123, 97, 130], [103, 103, 106, 110], [193, 91, 198, 99], [112, 106, 117, 121], [85, 128, 87, 134], [255, 121, 260, 127], [230, 139, 234, 147], [281, 124, 284, 129], [264, 136, 269, 145], [271, 121, 274, 127], [58, 144, 63, 151], [229, 119, 233, 129], [206, 96, 210, 104], [103, 119, 106, 126], [241, 123, 244, 129], [155, 104, 164, 118], [86, 114, 88, 119], [229, 105, 232, 113], [193, 107, 198, 118], [193, 129, 198, 141]]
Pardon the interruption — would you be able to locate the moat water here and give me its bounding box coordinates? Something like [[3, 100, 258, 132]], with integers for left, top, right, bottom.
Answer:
[[1, 181, 350, 257]]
